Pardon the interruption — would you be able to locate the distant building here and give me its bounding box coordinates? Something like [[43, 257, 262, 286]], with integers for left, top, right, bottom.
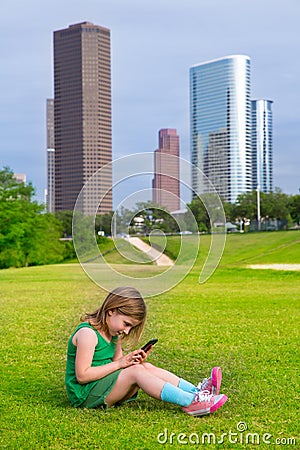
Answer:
[[46, 99, 55, 212], [190, 55, 252, 203], [205, 128, 230, 201], [251, 99, 273, 193], [152, 129, 180, 212], [13, 173, 26, 184], [53, 21, 112, 214]]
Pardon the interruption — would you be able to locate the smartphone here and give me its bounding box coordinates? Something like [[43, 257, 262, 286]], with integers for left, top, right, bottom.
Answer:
[[141, 338, 158, 353]]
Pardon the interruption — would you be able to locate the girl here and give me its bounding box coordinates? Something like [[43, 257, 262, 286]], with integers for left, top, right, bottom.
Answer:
[[65, 286, 227, 416]]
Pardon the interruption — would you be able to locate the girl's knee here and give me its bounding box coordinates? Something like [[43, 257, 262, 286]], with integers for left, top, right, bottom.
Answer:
[[124, 362, 153, 382], [142, 362, 154, 370], [124, 363, 146, 378]]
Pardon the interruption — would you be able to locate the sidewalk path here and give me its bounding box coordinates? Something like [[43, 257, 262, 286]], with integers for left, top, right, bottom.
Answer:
[[247, 264, 300, 271], [124, 236, 174, 266]]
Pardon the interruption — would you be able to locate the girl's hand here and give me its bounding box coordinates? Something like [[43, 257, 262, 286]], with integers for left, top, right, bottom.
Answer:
[[119, 350, 143, 368], [136, 346, 153, 363]]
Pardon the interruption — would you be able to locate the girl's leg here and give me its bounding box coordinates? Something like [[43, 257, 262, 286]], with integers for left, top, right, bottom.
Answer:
[[105, 362, 228, 417], [105, 363, 194, 407], [143, 363, 221, 395], [141, 362, 198, 393], [140, 362, 180, 386], [111, 385, 140, 405], [105, 364, 165, 407]]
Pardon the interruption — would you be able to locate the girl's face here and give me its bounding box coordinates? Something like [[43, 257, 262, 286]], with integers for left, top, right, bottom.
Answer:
[[106, 310, 140, 337]]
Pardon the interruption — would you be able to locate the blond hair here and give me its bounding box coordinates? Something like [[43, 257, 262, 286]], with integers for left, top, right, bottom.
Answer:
[[83, 286, 147, 345]]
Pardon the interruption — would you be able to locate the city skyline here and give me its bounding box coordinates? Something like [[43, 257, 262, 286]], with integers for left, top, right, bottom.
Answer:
[[1, 0, 299, 206]]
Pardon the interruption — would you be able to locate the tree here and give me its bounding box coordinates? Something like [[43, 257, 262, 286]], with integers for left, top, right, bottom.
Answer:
[[288, 194, 300, 225], [22, 213, 66, 266], [187, 197, 210, 232], [0, 167, 65, 268], [123, 201, 180, 235], [54, 210, 73, 237], [0, 166, 34, 202], [222, 200, 236, 223], [261, 188, 289, 220], [233, 191, 258, 221], [233, 189, 289, 223], [95, 211, 115, 236]]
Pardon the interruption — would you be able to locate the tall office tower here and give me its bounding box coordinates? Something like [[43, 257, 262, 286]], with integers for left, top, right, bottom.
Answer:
[[152, 128, 180, 212], [190, 55, 252, 203], [251, 99, 273, 193], [53, 22, 112, 214], [46, 99, 55, 213]]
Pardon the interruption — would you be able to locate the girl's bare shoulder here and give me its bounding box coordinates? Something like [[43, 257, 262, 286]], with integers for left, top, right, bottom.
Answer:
[[72, 325, 98, 346]]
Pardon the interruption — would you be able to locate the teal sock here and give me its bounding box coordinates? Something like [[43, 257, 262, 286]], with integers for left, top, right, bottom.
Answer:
[[160, 382, 194, 407], [178, 378, 198, 393]]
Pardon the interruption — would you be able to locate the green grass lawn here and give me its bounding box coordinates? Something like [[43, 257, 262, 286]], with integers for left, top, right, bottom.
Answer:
[[0, 231, 299, 449]]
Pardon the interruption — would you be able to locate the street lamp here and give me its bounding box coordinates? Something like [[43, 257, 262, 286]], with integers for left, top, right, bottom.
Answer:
[[257, 183, 261, 231]]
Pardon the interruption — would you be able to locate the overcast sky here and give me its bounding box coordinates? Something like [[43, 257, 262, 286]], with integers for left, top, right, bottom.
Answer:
[[1, 0, 299, 205]]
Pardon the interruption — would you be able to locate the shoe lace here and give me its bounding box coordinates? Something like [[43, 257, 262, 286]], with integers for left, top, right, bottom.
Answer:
[[197, 378, 210, 391], [197, 378, 212, 391], [194, 389, 213, 402]]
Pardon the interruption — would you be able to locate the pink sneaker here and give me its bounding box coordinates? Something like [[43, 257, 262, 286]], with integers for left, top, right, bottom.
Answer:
[[197, 366, 222, 395], [182, 390, 227, 416]]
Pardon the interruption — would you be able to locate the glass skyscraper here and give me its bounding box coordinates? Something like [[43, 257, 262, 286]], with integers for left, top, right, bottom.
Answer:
[[251, 99, 273, 193], [190, 55, 252, 203]]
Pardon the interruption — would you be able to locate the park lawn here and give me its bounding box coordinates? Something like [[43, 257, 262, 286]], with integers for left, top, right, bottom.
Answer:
[[0, 232, 299, 449], [162, 230, 300, 267], [145, 229, 300, 269]]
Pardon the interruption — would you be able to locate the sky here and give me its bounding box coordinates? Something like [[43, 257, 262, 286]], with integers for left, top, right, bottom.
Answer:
[[1, 0, 300, 205]]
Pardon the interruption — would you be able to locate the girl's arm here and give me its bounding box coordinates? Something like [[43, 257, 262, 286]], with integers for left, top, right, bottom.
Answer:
[[112, 336, 123, 361], [74, 328, 141, 384]]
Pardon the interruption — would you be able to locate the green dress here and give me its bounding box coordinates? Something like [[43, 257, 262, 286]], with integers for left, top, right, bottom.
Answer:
[[65, 322, 121, 408]]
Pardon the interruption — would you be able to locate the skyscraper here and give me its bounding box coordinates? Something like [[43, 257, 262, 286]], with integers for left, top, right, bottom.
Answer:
[[53, 21, 112, 214], [152, 128, 180, 212], [251, 99, 273, 193], [46, 99, 55, 213], [190, 55, 252, 203]]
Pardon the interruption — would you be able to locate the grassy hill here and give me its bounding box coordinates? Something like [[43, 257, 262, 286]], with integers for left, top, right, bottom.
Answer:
[[71, 230, 300, 267], [0, 230, 299, 449], [159, 230, 300, 266]]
